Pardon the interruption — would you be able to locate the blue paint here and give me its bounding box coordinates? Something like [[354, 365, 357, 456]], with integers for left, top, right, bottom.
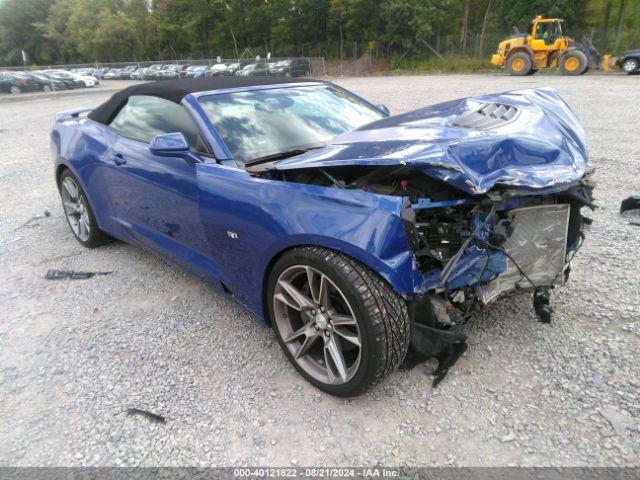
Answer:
[[52, 84, 588, 322], [276, 88, 587, 195]]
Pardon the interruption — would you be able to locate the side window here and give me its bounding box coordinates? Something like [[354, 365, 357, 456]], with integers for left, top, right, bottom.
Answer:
[[109, 95, 202, 150]]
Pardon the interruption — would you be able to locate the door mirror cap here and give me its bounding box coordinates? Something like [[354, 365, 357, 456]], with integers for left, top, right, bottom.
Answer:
[[377, 104, 390, 116], [149, 132, 189, 156]]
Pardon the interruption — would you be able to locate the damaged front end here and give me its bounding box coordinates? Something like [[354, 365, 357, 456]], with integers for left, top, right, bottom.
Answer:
[[250, 87, 595, 385], [403, 179, 594, 384]]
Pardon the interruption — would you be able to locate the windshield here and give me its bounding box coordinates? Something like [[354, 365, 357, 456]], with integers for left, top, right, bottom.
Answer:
[[199, 85, 384, 165]]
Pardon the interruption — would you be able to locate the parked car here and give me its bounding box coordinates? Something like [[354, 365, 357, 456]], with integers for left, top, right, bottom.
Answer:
[[207, 63, 228, 76], [77, 68, 100, 79], [96, 67, 110, 79], [180, 66, 198, 78], [51, 70, 99, 87], [30, 70, 80, 90], [103, 68, 123, 80], [157, 65, 188, 80], [130, 68, 144, 80], [1, 72, 41, 93], [221, 61, 250, 75], [186, 65, 210, 78], [21, 72, 58, 92], [268, 58, 311, 77], [46, 71, 85, 88], [120, 66, 139, 79], [617, 49, 640, 74], [235, 63, 268, 76], [30, 71, 75, 91], [140, 64, 164, 80], [51, 78, 594, 396]]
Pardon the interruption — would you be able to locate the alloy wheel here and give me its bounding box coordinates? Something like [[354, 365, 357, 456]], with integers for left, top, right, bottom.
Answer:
[[273, 265, 362, 385], [623, 60, 637, 72], [61, 177, 90, 242], [10, 86, 20, 94]]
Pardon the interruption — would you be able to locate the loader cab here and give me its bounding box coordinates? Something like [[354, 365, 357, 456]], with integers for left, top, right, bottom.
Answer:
[[530, 18, 567, 50]]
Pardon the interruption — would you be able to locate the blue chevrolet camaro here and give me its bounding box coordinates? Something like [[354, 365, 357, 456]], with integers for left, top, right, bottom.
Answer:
[[52, 77, 594, 396]]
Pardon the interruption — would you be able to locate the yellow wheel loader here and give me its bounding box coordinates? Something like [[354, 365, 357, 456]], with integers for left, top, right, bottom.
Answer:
[[491, 16, 600, 76]]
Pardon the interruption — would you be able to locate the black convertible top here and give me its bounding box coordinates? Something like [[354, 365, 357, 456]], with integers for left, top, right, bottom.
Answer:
[[88, 76, 324, 125]]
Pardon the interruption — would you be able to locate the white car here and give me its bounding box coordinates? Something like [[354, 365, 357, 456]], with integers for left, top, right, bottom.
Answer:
[[52, 70, 99, 87]]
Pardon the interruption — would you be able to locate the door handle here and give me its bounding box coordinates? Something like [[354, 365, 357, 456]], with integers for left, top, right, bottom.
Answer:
[[110, 153, 127, 166]]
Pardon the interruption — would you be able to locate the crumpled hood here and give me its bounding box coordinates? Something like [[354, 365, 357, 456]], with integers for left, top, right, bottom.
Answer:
[[275, 88, 587, 195]]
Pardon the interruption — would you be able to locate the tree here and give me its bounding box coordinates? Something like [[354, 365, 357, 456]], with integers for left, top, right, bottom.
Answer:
[[0, 0, 54, 65], [614, 0, 628, 51]]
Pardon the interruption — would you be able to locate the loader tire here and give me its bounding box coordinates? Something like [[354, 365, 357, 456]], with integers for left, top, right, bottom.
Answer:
[[560, 50, 588, 75], [507, 52, 532, 76]]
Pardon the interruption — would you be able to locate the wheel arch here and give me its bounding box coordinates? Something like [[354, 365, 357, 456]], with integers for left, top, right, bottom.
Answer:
[[259, 237, 416, 326], [507, 45, 534, 60]]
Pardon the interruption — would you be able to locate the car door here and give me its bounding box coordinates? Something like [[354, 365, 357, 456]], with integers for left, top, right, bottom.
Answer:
[[103, 95, 218, 279]]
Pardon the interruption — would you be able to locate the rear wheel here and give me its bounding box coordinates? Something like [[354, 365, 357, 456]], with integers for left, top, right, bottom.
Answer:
[[43, 85, 52, 92], [507, 52, 533, 76], [10, 85, 21, 94], [267, 247, 410, 397], [560, 50, 588, 75], [58, 170, 111, 248], [622, 58, 639, 74]]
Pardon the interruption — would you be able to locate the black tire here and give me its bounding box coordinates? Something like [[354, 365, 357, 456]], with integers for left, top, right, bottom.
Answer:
[[560, 50, 588, 75], [526, 68, 538, 76], [267, 246, 410, 397], [58, 169, 111, 248], [622, 58, 639, 74], [507, 52, 532, 76]]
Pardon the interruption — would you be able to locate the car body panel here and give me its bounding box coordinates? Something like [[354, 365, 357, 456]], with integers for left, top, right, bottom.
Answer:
[[275, 88, 587, 195]]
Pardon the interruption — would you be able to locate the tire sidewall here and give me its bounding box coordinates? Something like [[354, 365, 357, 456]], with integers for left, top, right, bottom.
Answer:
[[267, 248, 382, 397]]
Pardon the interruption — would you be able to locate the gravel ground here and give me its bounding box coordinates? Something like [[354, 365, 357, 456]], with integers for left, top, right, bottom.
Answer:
[[0, 75, 639, 467]]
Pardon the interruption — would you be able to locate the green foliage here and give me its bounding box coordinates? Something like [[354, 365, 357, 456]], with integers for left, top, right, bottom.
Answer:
[[0, 0, 638, 67], [391, 55, 491, 73]]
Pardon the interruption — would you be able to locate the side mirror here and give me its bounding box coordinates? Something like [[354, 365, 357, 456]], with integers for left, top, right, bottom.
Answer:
[[149, 132, 189, 156], [377, 104, 390, 116]]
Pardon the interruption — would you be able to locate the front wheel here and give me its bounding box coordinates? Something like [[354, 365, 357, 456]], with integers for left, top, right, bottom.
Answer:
[[507, 52, 532, 76], [267, 247, 410, 397], [58, 170, 111, 248]]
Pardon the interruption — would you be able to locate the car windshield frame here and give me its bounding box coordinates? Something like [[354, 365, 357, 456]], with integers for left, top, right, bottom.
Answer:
[[196, 83, 385, 167]]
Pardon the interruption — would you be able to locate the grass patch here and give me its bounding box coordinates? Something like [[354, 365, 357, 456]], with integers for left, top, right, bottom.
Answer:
[[390, 55, 494, 73]]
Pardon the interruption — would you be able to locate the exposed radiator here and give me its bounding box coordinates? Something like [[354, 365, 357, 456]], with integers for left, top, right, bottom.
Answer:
[[478, 204, 570, 303]]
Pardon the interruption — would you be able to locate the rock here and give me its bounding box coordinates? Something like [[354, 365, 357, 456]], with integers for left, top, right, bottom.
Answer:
[[599, 407, 637, 435], [501, 432, 516, 443]]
